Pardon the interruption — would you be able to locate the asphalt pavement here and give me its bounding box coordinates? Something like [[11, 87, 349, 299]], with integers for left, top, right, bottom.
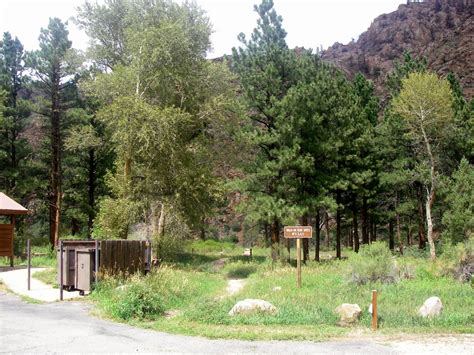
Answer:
[[0, 291, 472, 354]]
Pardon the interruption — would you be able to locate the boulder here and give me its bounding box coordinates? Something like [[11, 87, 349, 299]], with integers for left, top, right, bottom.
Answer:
[[418, 296, 443, 318], [335, 303, 362, 326], [229, 299, 277, 316]]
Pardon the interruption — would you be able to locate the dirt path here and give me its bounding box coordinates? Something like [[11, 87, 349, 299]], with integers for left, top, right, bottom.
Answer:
[[226, 278, 246, 295], [1, 291, 472, 354]]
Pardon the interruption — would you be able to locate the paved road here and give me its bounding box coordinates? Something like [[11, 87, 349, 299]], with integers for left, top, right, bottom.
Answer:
[[0, 292, 472, 354]]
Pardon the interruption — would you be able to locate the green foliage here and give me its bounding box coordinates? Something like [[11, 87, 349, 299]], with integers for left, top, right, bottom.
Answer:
[[392, 72, 454, 142], [347, 242, 398, 285], [33, 268, 57, 287], [442, 158, 474, 243], [93, 196, 140, 239], [80, 0, 237, 243], [153, 234, 186, 262], [98, 274, 165, 320], [438, 240, 474, 283], [92, 266, 225, 321], [187, 239, 236, 254]]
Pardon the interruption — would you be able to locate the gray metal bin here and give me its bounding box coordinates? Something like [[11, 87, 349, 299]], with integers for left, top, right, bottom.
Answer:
[[57, 240, 98, 294], [75, 248, 95, 294], [57, 247, 76, 290]]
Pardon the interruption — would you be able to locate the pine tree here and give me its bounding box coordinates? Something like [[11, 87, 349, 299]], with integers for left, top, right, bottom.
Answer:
[[232, 0, 302, 261], [0, 32, 31, 196], [27, 18, 82, 246]]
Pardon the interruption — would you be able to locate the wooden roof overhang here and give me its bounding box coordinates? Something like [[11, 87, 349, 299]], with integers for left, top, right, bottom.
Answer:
[[0, 192, 28, 216]]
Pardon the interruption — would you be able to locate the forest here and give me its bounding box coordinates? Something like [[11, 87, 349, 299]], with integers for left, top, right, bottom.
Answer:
[[0, 0, 473, 264]]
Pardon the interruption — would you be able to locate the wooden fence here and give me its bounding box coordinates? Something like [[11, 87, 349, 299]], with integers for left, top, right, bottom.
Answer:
[[100, 240, 150, 275]]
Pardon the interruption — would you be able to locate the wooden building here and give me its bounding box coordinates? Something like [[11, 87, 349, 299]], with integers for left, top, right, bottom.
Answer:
[[0, 192, 28, 267]]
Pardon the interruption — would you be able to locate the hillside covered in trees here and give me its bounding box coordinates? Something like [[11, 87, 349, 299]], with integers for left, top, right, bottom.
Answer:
[[0, 0, 472, 264]]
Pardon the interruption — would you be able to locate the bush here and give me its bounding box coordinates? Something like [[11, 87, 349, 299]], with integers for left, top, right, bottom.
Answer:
[[154, 234, 185, 261], [438, 239, 474, 283], [114, 277, 165, 320], [347, 241, 398, 285]]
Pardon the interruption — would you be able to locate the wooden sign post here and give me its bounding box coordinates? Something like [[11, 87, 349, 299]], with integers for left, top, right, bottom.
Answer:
[[284, 226, 312, 288], [371, 289, 378, 330]]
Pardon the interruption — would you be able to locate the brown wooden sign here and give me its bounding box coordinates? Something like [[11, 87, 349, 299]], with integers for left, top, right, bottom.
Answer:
[[284, 226, 312, 239]]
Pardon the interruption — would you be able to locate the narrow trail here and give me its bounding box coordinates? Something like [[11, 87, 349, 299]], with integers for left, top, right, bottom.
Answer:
[[226, 278, 246, 295]]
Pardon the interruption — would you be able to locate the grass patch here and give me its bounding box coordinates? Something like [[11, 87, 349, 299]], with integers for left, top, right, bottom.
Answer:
[[88, 241, 474, 340], [33, 268, 57, 287], [223, 261, 258, 278], [92, 265, 226, 321], [0, 244, 56, 268]]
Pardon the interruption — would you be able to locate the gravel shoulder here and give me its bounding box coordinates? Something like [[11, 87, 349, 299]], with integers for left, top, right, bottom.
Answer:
[[0, 291, 472, 354]]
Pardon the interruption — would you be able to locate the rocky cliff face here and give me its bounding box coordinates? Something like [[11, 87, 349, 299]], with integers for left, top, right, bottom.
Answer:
[[321, 0, 473, 99]]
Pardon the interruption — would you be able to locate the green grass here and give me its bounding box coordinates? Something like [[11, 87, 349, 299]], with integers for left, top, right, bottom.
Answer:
[[88, 241, 473, 340], [0, 244, 56, 267], [33, 268, 58, 287], [92, 265, 226, 321]]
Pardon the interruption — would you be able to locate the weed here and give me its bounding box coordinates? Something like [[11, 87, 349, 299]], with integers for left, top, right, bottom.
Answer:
[[347, 242, 398, 285]]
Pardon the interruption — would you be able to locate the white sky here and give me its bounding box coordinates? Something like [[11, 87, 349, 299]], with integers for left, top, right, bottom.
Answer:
[[0, 0, 404, 58]]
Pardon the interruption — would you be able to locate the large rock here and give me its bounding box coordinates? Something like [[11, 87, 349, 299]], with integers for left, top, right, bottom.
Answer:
[[418, 296, 443, 318], [228, 299, 277, 316], [335, 303, 362, 326]]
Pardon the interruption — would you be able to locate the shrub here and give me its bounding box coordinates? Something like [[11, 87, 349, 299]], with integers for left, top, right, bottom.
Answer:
[[347, 241, 398, 285], [154, 234, 185, 261], [113, 277, 165, 320], [438, 239, 474, 283]]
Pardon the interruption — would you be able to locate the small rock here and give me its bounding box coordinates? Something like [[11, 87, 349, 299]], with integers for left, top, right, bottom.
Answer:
[[229, 299, 277, 316], [272, 286, 282, 292], [335, 303, 362, 326], [418, 296, 443, 318], [243, 248, 252, 256]]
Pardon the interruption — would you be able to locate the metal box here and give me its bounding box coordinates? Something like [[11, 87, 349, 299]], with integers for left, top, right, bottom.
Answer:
[[75, 249, 95, 293], [57, 247, 76, 289]]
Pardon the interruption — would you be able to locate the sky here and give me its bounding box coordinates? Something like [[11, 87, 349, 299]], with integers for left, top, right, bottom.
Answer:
[[0, 0, 404, 58]]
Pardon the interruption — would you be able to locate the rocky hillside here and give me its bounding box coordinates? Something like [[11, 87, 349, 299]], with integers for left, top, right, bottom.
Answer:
[[321, 0, 473, 99]]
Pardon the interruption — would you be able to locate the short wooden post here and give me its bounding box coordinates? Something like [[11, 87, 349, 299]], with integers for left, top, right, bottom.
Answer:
[[371, 289, 378, 330], [27, 239, 31, 290], [296, 238, 302, 288], [59, 241, 64, 301]]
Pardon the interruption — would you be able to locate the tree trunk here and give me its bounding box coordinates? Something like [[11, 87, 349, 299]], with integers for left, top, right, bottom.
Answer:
[[324, 211, 330, 248], [389, 220, 394, 250], [270, 219, 280, 262], [286, 238, 291, 263], [373, 223, 377, 241], [421, 121, 437, 259], [352, 195, 359, 253], [361, 197, 369, 244], [302, 215, 309, 263], [407, 219, 412, 246], [416, 182, 426, 249], [396, 192, 403, 255], [336, 191, 342, 259], [157, 202, 165, 237], [87, 148, 96, 239], [425, 186, 436, 259], [315, 210, 320, 262], [49, 74, 61, 248]]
